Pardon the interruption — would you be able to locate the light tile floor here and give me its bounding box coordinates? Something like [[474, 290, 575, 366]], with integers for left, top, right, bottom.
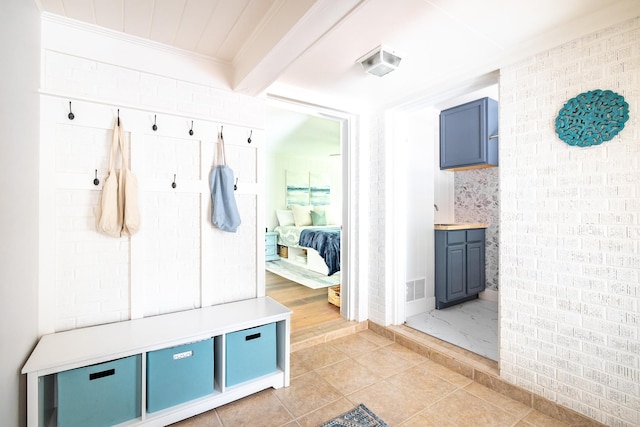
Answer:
[[173, 330, 569, 427], [405, 299, 499, 361]]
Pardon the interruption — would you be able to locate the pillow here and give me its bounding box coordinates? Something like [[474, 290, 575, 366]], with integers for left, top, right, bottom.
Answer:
[[276, 210, 294, 226], [310, 210, 327, 226], [313, 204, 340, 225], [292, 205, 313, 226]]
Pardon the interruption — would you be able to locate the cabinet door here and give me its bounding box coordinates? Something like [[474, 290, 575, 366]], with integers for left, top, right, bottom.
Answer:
[[440, 97, 498, 170], [445, 244, 467, 301], [466, 241, 485, 295], [440, 98, 486, 169]]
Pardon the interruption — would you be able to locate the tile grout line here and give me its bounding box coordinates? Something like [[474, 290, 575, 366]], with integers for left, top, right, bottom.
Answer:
[[366, 321, 606, 427]]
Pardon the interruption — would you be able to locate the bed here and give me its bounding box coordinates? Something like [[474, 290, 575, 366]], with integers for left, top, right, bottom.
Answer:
[[273, 225, 341, 276]]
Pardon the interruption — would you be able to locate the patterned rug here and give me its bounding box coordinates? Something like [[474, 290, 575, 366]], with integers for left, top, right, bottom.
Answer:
[[320, 404, 388, 427], [265, 259, 340, 289]]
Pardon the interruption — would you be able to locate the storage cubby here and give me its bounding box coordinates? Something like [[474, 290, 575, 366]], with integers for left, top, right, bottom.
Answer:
[[146, 338, 214, 413], [225, 323, 277, 387], [23, 297, 291, 427], [57, 355, 142, 427]]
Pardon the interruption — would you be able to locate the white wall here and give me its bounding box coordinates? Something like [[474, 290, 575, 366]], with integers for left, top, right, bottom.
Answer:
[[500, 16, 640, 426], [399, 109, 437, 315], [38, 16, 266, 334], [265, 152, 341, 230], [0, 1, 40, 425], [367, 110, 390, 324]]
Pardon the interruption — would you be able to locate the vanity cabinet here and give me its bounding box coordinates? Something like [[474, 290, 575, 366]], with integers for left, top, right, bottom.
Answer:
[[439, 97, 498, 171], [435, 228, 486, 309]]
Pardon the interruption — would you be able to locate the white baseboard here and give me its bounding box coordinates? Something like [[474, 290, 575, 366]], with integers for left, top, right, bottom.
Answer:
[[404, 296, 436, 318]]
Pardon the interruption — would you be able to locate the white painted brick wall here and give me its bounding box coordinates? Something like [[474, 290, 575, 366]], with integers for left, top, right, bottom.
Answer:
[[41, 33, 264, 331], [368, 110, 388, 324], [44, 50, 264, 130], [500, 16, 640, 426], [139, 191, 201, 317], [55, 189, 130, 331]]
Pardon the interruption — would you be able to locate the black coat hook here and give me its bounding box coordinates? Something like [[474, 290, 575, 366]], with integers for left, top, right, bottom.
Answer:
[[68, 102, 75, 120], [247, 130, 252, 144], [117, 109, 120, 126], [152, 115, 157, 131], [234, 177, 238, 191], [172, 174, 177, 189], [189, 121, 194, 136], [93, 169, 100, 186]]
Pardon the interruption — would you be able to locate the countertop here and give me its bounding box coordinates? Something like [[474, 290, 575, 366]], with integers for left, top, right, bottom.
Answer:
[[434, 223, 488, 230]]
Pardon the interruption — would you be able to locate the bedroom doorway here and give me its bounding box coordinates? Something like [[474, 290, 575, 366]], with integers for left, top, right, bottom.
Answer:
[[264, 98, 353, 334]]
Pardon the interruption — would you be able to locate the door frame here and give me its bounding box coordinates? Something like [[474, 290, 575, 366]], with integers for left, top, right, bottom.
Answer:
[[263, 95, 360, 321]]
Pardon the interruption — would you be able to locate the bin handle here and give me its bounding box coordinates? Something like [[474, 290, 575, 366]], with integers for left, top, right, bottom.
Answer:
[[246, 333, 261, 341], [89, 368, 115, 380]]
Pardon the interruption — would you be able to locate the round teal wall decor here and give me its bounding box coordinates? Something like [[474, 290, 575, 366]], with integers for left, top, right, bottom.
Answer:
[[555, 89, 629, 147]]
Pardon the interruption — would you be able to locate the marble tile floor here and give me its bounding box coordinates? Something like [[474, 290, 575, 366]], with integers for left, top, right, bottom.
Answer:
[[405, 299, 499, 361], [172, 329, 569, 427]]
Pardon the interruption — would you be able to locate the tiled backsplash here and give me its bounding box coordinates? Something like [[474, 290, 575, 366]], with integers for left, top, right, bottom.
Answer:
[[454, 167, 499, 292]]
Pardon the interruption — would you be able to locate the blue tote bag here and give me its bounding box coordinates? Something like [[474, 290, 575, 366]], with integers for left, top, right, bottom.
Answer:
[[210, 129, 241, 232]]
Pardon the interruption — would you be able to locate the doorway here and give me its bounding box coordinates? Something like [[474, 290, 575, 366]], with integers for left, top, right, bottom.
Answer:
[[392, 80, 500, 362], [263, 98, 355, 334]]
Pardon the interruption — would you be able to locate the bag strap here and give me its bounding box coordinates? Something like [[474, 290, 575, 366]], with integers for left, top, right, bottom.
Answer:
[[216, 129, 226, 166], [117, 120, 129, 170], [108, 119, 120, 171]]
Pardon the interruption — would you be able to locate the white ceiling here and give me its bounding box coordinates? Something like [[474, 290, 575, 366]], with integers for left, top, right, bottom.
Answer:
[[35, 0, 639, 154], [266, 107, 341, 157], [35, 0, 640, 109]]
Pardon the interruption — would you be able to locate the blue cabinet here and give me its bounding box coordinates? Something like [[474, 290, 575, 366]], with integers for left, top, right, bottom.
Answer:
[[435, 228, 486, 309], [265, 232, 279, 261], [440, 97, 498, 170]]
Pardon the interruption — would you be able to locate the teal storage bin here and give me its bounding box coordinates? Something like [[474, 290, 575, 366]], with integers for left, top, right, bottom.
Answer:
[[57, 355, 141, 427], [146, 338, 214, 413], [225, 323, 276, 387]]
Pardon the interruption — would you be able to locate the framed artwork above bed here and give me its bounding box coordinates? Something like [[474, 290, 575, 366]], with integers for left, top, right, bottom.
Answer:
[[286, 170, 330, 208], [310, 172, 330, 206], [285, 170, 309, 207]]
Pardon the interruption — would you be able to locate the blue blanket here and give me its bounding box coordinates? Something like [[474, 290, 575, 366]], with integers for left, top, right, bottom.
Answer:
[[299, 227, 340, 276]]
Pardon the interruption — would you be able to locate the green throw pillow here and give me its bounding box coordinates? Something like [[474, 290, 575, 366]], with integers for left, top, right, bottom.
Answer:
[[310, 210, 327, 226]]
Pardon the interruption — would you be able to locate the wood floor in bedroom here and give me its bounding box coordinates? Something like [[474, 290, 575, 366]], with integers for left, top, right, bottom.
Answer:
[[265, 270, 343, 333]]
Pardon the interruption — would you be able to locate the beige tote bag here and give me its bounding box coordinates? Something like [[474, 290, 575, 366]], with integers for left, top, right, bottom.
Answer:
[[96, 119, 140, 237]]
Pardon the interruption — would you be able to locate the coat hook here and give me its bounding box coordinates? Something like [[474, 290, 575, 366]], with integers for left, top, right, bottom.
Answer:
[[189, 121, 194, 136], [68, 102, 75, 120], [117, 109, 120, 126], [93, 169, 100, 186], [152, 115, 157, 131], [234, 177, 238, 191], [247, 130, 252, 144], [172, 174, 177, 189]]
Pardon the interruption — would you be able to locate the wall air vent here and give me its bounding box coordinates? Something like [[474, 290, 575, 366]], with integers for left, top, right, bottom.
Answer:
[[357, 45, 402, 77]]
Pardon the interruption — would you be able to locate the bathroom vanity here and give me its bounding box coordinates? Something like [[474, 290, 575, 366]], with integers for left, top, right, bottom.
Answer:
[[434, 223, 487, 309]]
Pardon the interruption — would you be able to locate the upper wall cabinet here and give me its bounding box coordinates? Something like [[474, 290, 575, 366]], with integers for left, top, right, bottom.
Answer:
[[439, 97, 498, 171]]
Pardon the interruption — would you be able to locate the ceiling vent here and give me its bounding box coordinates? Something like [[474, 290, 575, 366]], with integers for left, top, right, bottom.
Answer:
[[357, 45, 402, 77]]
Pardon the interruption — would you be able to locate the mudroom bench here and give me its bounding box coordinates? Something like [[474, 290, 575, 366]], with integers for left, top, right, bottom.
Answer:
[[22, 297, 291, 427]]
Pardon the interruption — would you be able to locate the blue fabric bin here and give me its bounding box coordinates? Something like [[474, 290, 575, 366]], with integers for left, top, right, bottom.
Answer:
[[146, 338, 214, 413], [57, 355, 141, 427], [225, 323, 276, 387]]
